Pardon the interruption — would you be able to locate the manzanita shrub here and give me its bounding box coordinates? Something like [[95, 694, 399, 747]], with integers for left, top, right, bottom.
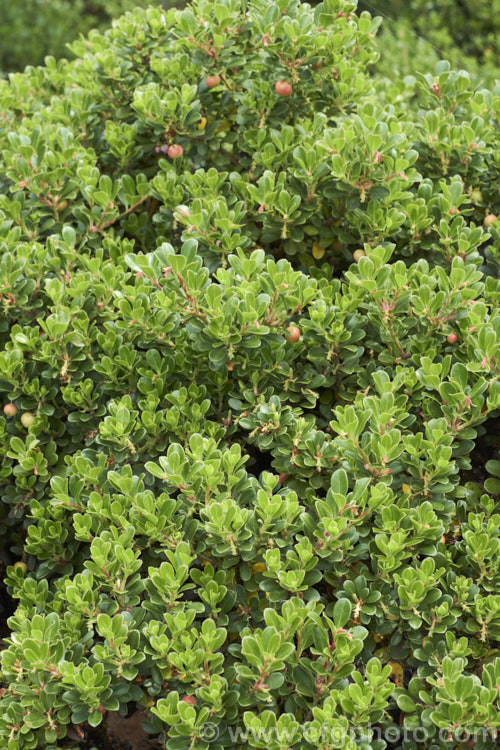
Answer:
[[0, 1, 499, 749]]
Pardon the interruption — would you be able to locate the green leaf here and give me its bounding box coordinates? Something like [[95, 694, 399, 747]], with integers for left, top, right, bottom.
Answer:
[[396, 694, 417, 713], [332, 599, 352, 629]]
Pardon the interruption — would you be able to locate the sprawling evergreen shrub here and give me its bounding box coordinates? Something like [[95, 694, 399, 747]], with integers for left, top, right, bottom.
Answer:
[[0, 1, 499, 748], [0, 0, 164, 75]]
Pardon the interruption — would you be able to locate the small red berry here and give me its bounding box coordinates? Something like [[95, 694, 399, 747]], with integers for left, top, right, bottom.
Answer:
[[484, 213, 498, 227], [447, 333, 458, 344], [286, 325, 301, 343], [3, 403, 17, 417], [181, 695, 197, 705], [167, 144, 183, 159], [278, 473, 289, 484], [275, 80, 292, 96], [205, 74, 221, 88]]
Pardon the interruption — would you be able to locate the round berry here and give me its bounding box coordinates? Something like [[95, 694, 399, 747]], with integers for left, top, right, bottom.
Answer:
[[20, 412, 35, 428], [3, 403, 17, 417], [275, 80, 292, 96], [58, 200, 68, 211], [484, 213, 498, 227], [167, 144, 183, 159], [353, 250, 365, 262], [205, 74, 221, 88], [13, 561, 27, 573], [286, 325, 301, 343], [470, 189, 483, 204], [181, 695, 197, 705], [447, 333, 458, 344]]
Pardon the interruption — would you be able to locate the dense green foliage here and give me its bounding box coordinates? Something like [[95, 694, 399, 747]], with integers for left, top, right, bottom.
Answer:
[[0, 0, 164, 75], [0, 1, 500, 749]]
